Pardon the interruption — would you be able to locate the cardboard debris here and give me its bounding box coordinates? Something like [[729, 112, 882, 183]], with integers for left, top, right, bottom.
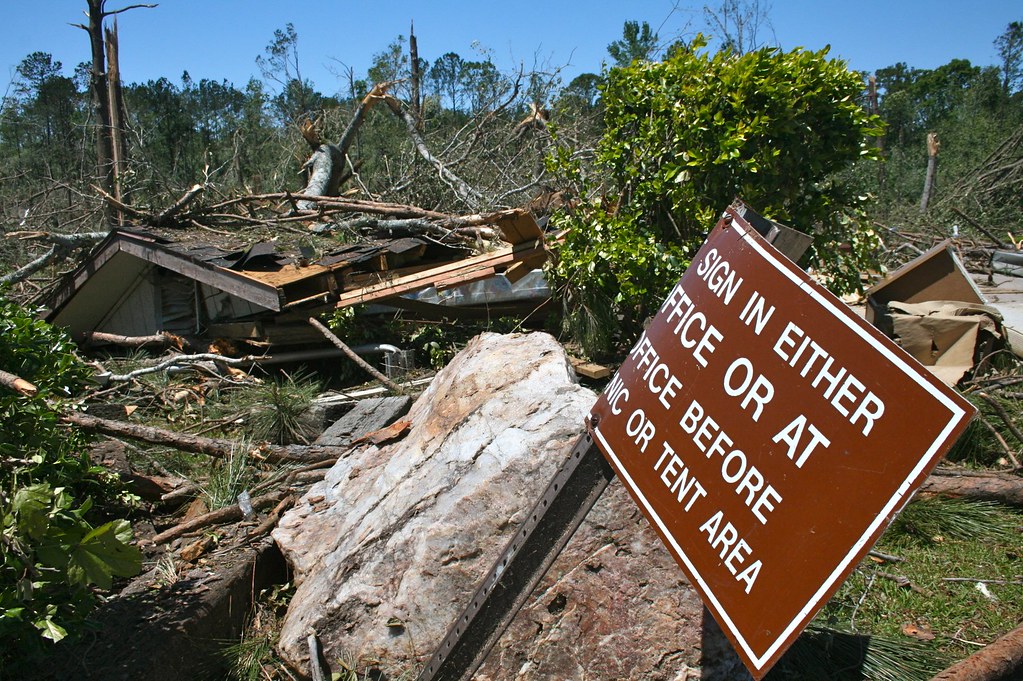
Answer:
[[866, 240, 986, 325], [887, 301, 1003, 386], [866, 241, 1004, 386]]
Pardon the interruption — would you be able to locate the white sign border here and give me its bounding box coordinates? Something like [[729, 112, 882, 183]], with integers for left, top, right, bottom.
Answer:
[[592, 218, 972, 672]]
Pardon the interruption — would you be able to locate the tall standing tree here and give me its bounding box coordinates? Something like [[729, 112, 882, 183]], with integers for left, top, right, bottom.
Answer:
[[429, 52, 465, 111], [995, 20, 1023, 94], [703, 0, 774, 54], [607, 20, 659, 67], [257, 23, 324, 124]]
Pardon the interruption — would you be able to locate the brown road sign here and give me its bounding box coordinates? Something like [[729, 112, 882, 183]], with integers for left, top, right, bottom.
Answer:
[[588, 207, 976, 679]]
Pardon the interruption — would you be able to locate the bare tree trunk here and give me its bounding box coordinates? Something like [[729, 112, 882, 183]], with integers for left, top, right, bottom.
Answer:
[[410, 21, 422, 130], [105, 19, 128, 225], [295, 82, 395, 211], [86, 0, 115, 211], [297, 144, 345, 211], [920, 132, 940, 212], [920, 467, 1023, 507], [76, 1, 152, 221]]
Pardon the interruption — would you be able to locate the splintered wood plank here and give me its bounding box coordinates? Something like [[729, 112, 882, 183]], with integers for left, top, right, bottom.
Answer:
[[333, 241, 548, 308], [493, 209, 544, 245], [569, 357, 611, 380]]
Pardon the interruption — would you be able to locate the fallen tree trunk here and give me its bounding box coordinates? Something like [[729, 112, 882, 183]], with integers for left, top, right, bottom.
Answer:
[[919, 467, 1023, 507], [78, 330, 184, 350], [63, 412, 344, 465], [930, 621, 1023, 680]]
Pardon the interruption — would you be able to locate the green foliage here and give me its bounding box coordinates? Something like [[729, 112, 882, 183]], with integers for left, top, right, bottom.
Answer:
[[607, 20, 659, 67], [994, 20, 1023, 94], [244, 370, 321, 445], [0, 293, 140, 668], [549, 38, 883, 357], [201, 448, 254, 510]]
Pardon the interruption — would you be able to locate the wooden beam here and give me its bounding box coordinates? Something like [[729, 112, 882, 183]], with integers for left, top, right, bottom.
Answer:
[[333, 240, 548, 309], [117, 235, 283, 311]]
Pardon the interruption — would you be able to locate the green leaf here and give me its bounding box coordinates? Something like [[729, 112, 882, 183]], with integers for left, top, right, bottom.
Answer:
[[13, 484, 52, 540], [34, 616, 67, 642], [68, 520, 141, 590]]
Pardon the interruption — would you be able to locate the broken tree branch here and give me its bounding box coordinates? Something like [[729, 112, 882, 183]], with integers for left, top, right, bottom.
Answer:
[[1, 231, 108, 286], [92, 184, 149, 220], [0, 370, 38, 397], [308, 317, 405, 394], [150, 490, 287, 544], [336, 81, 397, 162], [975, 413, 1021, 470], [978, 392, 1023, 449], [0, 245, 60, 287], [62, 412, 342, 465], [78, 330, 185, 350], [383, 95, 485, 211], [99, 352, 262, 383], [247, 494, 295, 539], [154, 183, 205, 225]]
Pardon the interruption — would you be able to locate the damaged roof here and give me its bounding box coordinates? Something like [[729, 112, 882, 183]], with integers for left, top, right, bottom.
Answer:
[[42, 210, 549, 347]]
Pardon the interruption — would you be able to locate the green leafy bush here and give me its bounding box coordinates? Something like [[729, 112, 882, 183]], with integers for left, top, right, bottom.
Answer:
[[0, 293, 140, 668], [549, 38, 884, 357]]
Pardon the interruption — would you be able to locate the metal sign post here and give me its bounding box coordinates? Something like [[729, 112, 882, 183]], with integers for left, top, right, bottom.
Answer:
[[416, 432, 613, 681]]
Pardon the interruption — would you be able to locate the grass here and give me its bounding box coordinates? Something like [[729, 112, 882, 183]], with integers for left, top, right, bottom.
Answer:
[[221, 583, 297, 681], [240, 369, 322, 446], [822, 496, 1023, 663], [200, 445, 255, 510]]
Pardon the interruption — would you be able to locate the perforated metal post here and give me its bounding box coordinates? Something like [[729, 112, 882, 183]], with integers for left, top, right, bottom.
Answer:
[[417, 428, 613, 681]]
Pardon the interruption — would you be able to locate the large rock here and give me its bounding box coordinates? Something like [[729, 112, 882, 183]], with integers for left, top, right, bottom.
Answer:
[[273, 332, 592, 674], [272, 332, 705, 678]]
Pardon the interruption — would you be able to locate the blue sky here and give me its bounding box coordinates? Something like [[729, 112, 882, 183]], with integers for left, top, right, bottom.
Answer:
[[3, 1, 1020, 95]]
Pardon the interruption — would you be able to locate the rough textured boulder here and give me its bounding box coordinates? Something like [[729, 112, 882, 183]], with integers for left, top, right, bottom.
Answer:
[[475, 479, 705, 680], [273, 332, 705, 678]]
